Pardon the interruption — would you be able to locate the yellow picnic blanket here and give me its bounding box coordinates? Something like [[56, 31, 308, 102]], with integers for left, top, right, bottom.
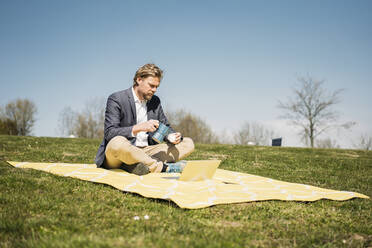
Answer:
[[8, 161, 369, 209]]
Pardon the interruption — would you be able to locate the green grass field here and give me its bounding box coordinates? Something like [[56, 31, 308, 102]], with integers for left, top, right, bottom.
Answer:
[[0, 135, 371, 247]]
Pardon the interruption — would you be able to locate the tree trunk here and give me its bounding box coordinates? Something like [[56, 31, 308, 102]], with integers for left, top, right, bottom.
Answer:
[[310, 122, 314, 148]]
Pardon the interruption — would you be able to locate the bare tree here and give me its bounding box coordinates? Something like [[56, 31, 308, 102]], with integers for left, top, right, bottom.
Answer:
[[316, 138, 340, 149], [74, 113, 90, 138], [167, 110, 219, 144], [234, 122, 251, 145], [57, 97, 105, 139], [217, 128, 233, 144], [57, 106, 76, 137], [0, 99, 37, 136], [278, 76, 354, 148], [354, 134, 372, 151], [0, 106, 17, 135], [234, 122, 275, 146]]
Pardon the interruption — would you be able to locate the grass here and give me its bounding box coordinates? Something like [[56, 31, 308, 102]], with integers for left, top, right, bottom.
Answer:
[[0, 135, 371, 247]]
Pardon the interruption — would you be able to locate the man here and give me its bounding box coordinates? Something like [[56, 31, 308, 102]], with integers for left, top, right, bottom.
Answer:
[[95, 63, 194, 175]]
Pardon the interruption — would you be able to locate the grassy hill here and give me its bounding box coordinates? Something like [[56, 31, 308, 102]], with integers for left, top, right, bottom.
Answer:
[[0, 135, 371, 247]]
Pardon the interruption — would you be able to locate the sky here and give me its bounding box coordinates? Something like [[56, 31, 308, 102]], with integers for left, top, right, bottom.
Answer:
[[0, 0, 371, 148]]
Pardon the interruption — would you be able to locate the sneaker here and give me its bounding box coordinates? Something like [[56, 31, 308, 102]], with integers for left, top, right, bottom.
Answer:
[[121, 162, 150, 175], [164, 160, 187, 173]]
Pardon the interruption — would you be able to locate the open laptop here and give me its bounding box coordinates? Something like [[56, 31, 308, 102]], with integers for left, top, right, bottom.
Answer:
[[162, 160, 221, 181]]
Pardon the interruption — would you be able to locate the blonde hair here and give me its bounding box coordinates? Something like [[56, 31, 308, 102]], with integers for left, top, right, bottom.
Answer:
[[133, 63, 163, 86]]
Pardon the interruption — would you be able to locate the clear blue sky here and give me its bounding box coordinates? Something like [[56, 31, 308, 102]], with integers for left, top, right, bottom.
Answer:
[[1, 0, 371, 147]]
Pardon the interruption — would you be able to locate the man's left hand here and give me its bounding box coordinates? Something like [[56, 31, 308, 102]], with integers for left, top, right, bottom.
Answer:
[[168, 132, 182, 144]]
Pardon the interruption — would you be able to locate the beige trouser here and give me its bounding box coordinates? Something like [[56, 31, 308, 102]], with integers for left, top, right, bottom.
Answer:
[[104, 136, 195, 172]]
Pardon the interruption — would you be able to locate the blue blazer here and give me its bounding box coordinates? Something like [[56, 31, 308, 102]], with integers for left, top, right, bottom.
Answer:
[[95, 87, 174, 167]]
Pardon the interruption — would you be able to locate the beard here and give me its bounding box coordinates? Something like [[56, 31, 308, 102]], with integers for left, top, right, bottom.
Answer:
[[144, 93, 154, 101]]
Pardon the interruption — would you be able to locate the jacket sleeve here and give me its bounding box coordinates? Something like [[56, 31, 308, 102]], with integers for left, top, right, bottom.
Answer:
[[104, 93, 133, 142]]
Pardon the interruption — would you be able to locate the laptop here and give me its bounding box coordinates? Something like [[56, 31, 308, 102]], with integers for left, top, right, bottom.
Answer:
[[162, 160, 221, 181]]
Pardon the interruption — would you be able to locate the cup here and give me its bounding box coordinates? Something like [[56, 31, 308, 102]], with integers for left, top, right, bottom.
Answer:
[[152, 122, 171, 143]]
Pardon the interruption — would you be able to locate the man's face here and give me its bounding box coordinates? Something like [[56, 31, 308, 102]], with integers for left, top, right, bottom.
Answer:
[[136, 76, 160, 101]]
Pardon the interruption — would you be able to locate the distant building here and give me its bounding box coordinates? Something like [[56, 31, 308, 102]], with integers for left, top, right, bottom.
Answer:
[[272, 138, 282, 146]]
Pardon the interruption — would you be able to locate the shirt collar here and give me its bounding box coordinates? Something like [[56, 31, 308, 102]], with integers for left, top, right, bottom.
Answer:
[[132, 87, 147, 104]]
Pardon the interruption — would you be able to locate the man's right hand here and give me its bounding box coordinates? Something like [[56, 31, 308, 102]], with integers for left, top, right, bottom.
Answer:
[[132, 119, 159, 136]]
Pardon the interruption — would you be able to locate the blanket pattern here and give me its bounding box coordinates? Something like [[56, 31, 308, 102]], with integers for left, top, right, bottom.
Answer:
[[8, 161, 369, 209]]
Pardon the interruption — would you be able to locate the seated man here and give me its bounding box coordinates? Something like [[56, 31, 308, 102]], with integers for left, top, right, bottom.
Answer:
[[95, 63, 194, 175]]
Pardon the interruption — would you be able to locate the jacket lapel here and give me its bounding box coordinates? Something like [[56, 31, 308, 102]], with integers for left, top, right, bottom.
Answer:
[[125, 88, 136, 122]]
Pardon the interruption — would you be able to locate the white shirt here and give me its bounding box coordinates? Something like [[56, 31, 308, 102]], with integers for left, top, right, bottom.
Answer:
[[131, 87, 149, 147]]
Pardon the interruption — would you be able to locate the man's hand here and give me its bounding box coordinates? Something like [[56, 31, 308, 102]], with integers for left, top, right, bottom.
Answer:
[[132, 120, 159, 136], [167, 132, 182, 144]]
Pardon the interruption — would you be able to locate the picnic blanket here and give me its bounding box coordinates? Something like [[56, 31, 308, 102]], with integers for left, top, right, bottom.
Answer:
[[8, 161, 369, 209]]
